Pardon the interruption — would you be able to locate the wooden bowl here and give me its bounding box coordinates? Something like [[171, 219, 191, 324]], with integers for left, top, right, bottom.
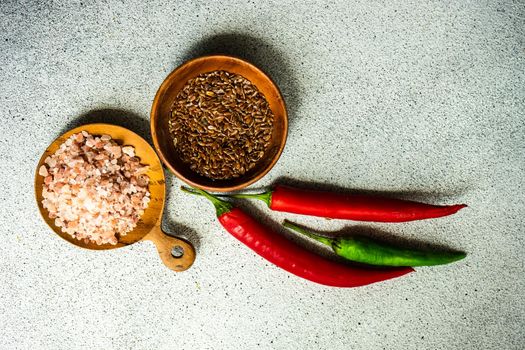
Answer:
[[150, 55, 288, 192], [35, 124, 195, 271]]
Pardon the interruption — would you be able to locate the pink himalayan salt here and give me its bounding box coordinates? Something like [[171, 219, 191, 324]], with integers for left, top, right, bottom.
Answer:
[[40, 132, 150, 245]]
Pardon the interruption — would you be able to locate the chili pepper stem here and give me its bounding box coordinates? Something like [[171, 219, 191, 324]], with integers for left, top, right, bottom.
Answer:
[[179, 186, 272, 207], [180, 186, 202, 195], [282, 220, 335, 247], [181, 186, 233, 217], [229, 191, 273, 207]]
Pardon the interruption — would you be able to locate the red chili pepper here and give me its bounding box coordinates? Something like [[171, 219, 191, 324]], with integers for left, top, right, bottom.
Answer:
[[231, 185, 467, 223], [183, 187, 414, 288]]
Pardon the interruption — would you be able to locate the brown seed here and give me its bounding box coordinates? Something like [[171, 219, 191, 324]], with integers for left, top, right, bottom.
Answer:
[[169, 70, 275, 180]]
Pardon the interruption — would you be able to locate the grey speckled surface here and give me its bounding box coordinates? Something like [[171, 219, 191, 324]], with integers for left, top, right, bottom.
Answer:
[[1, 0, 524, 349]]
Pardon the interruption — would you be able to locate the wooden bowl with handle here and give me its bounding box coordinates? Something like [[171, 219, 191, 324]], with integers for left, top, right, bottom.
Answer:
[[35, 123, 196, 272], [150, 55, 288, 192]]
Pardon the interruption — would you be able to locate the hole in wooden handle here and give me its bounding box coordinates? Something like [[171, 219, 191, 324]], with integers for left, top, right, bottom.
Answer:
[[145, 225, 195, 271], [171, 245, 184, 258]]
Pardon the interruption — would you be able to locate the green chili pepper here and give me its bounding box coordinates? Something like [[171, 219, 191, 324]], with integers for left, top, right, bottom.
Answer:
[[282, 220, 466, 267]]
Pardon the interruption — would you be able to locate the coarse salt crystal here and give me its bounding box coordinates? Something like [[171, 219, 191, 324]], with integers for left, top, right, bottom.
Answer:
[[122, 146, 135, 157], [39, 165, 48, 177], [39, 131, 150, 245]]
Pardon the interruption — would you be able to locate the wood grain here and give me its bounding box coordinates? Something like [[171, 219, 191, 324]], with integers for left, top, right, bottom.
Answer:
[[144, 225, 196, 272], [35, 123, 195, 271]]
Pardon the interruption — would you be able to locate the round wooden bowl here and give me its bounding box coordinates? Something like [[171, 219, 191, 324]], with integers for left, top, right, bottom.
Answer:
[[150, 55, 288, 192], [35, 124, 195, 271]]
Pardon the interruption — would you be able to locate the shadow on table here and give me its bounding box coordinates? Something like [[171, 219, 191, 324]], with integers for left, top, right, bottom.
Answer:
[[61, 108, 152, 144], [271, 176, 470, 204], [164, 174, 202, 252], [181, 32, 302, 129]]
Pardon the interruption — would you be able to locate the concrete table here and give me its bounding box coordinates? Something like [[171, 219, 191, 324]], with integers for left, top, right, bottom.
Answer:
[[1, 0, 523, 349]]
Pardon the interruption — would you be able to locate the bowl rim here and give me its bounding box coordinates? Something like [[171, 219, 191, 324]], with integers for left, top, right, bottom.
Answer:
[[34, 123, 166, 250], [150, 54, 288, 192]]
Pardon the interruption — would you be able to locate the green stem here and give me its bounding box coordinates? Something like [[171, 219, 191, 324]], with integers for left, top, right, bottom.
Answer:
[[180, 186, 202, 195], [282, 220, 335, 248], [180, 186, 273, 207], [181, 186, 233, 217], [228, 191, 273, 207]]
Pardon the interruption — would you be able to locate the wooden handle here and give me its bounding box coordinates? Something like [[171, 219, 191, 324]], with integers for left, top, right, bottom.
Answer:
[[145, 225, 196, 272]]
